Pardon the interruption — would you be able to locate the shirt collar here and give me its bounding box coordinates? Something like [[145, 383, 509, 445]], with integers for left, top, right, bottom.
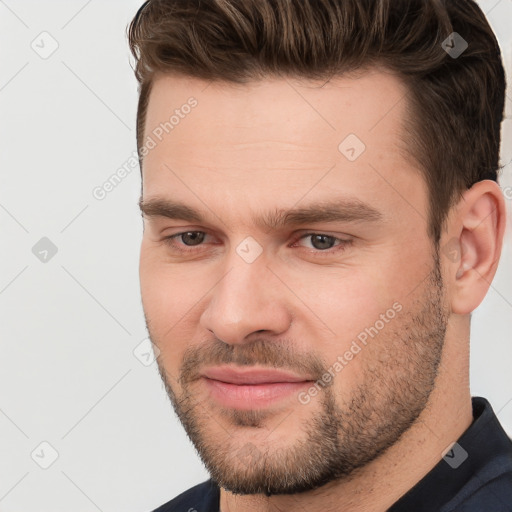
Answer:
[[388, 396, 511, 511]]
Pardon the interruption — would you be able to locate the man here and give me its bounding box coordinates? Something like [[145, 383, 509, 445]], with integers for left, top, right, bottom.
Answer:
[[129, 0, 512, 510]]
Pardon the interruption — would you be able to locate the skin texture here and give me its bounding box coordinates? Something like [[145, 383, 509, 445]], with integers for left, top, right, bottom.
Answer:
[[138, 68, 506, 511]]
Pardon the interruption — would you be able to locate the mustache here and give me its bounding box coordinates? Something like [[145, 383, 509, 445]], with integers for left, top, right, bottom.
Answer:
[[178, 337, 328, 386]]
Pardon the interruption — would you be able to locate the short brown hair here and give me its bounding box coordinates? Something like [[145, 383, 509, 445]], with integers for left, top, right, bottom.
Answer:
[[128, 0, 506, 244]]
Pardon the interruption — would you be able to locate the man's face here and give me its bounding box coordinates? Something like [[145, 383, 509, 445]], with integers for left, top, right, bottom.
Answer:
[[139, 69, 449, 495]]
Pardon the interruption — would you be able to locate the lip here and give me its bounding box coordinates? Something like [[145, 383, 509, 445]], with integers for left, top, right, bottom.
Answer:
[[200, 366, 314, 409], [202, 365, 314, 384]]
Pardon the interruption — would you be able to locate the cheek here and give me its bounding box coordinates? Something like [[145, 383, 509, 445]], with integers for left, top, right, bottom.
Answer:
[[287, 257, 418, 363], [140, 243, 185, 312], [286, 265, 399, 336], [139, 259, 198, 381], [293, 270, 410, 392], [139, 247, 211, 344]]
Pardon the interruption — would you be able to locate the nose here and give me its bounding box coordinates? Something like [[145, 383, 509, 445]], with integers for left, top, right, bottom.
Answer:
[[199, 253, 293, 345]]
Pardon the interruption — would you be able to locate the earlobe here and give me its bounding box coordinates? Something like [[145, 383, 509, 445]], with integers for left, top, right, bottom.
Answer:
[[448, 180, 506, 315]]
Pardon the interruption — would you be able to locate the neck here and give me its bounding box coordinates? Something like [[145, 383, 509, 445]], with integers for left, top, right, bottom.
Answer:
[[220, 318, 473, 512]]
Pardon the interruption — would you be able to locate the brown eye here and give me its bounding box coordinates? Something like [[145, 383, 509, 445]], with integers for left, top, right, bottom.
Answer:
[[293, 233, 353, 257], [307, 234, 337, 250], [180, 231, 206, 246], [162, 231, 210, 253]]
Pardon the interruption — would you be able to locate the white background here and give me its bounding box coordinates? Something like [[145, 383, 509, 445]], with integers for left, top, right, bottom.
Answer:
[[0, 1, 511, 511]]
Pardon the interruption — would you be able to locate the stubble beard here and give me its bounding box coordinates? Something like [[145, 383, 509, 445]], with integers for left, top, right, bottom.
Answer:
[[150, 254, 448, 496]]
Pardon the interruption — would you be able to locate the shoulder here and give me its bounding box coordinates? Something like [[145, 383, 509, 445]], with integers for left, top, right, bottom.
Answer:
[[443, 396, 512, 511], [151, 479, 220, 512], [444, 471, 512, 511]]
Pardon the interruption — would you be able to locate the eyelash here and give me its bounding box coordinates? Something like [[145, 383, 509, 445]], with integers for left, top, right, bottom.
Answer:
[[161, 231, 353, 257]]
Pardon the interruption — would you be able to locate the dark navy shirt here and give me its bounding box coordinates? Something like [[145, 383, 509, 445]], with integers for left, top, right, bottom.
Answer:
[[153, 396, 512, 511]]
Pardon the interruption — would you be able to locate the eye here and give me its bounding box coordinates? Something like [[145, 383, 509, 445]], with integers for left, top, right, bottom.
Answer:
[[174, 231, 205, 246], [161, 231, 352, 256], [162, 231, 210, 253], [292, 233, 352, 255]]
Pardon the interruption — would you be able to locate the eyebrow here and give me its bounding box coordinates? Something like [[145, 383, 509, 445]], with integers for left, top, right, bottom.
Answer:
[[138, 196, 383, 231]]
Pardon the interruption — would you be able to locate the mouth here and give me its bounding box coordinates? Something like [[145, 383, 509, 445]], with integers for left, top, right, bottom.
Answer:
[[200, 366, 315, 409]]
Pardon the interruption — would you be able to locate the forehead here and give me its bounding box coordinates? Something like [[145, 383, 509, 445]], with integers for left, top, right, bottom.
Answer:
[[144, 68, 409, 150], [141, 69, 424, 225]]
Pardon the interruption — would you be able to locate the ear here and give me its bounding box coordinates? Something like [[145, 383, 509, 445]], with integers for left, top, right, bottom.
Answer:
[[443, 180, 507, 315]]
